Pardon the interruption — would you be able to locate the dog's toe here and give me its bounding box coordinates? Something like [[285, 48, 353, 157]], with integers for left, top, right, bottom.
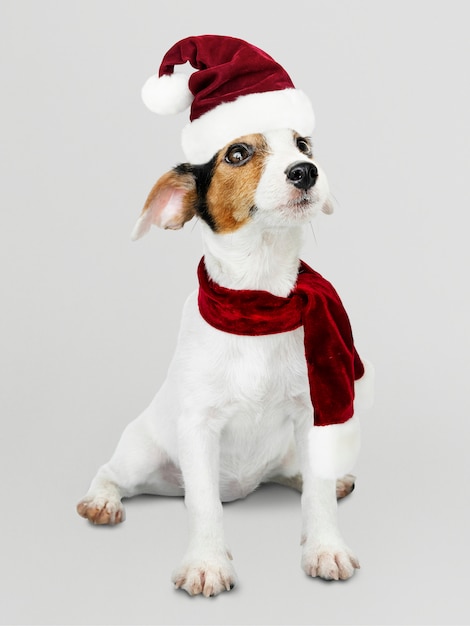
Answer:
[[172, 552, 237, 597], [302, 543, 359, 581]]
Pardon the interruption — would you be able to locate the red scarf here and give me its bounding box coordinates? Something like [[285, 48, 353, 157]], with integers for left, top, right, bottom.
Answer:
[[197, 257, 364, 427]]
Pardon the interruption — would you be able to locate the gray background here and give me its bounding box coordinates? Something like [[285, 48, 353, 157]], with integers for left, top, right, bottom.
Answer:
[[1, 1, 469, 624]]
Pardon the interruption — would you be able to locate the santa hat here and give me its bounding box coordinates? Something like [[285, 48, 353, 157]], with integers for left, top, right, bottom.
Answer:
[[141, 35, 315, 164]]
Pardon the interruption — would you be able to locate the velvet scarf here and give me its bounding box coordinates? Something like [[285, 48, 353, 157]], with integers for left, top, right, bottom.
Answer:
[[197, 257, 364, 427]]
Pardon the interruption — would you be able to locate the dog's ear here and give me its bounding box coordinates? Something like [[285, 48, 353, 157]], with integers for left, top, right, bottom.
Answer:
[[131, 168, 196, 240]]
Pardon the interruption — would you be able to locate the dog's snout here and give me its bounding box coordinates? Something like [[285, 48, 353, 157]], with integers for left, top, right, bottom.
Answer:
[[285, 161, 318, 190]]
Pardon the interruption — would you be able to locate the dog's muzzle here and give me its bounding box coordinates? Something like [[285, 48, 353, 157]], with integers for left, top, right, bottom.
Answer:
[[285, 161, 318, 190]]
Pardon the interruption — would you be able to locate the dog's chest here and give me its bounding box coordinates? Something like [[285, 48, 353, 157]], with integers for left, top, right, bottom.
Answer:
[[177, 292, 310, 416], [205, 327, 309, 500], [215, 332, 305, 407], [168, 293, 312, 499]]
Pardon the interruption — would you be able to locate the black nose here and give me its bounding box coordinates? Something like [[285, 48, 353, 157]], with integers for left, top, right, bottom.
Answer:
[[285, 161, 318, 190]]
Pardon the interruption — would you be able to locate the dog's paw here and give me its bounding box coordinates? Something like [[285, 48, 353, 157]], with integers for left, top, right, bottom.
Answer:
[[76, 495, 125, 525], [302, 542, 360, 581], [172, 552, 237, 597], [336, 474, 356, 499]]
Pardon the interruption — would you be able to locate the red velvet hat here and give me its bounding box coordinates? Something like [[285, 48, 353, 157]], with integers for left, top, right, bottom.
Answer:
[[141, 35, 315, 163]]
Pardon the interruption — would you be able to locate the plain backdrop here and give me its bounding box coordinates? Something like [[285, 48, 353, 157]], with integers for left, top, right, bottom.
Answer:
[[1, 1, 469, 625]]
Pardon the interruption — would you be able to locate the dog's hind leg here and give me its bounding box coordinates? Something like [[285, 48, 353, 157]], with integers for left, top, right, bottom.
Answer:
[[77, 411, 182, 525], [335, 474, 356, 499], [270, 473, 303, 491], [76, 471, 125, 525]]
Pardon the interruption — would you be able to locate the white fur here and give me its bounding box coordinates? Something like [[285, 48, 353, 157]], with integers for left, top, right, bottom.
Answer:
[[308, 359, 375, 480], [77, 129, 372, 596], [309, 416, 361, 480], [141, 72, 193, 115], [181, 89, 314, 163]]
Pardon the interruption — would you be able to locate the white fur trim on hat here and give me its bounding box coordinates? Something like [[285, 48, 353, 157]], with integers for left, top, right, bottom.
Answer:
[[309, 415, 361, 480], [181, 89, 315, 163], [141, 73, 193, 115]]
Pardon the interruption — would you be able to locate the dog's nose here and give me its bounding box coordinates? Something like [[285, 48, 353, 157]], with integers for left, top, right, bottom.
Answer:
[[285, 161, 318, 190]]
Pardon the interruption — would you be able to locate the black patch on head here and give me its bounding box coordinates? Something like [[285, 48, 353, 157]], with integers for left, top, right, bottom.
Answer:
[[173, 163, 192, 176], [174, 156, 218, 232]]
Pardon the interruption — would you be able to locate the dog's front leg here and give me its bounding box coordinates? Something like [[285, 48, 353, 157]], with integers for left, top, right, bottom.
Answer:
[[172, 416, 236, 597], [296, 419, 360, 581], [300, 475, 360, 580]]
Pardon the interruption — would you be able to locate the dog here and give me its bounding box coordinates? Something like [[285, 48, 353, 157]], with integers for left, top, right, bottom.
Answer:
[[77, 126, 372, 596]]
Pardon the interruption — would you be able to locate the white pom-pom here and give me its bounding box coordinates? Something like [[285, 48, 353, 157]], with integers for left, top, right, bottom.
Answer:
[[141, 73, 193, 115]]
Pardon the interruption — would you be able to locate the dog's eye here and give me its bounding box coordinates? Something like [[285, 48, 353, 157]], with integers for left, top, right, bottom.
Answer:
[[225, 144, 253, 166], [296, 137, 312, 157]]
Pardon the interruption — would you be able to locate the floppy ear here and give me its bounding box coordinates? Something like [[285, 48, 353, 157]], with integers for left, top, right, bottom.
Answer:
[[131, 168, 196, 240]]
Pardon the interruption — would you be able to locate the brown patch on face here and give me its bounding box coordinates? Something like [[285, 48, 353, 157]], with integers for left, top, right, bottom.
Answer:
[[205, 134, 269, 233]]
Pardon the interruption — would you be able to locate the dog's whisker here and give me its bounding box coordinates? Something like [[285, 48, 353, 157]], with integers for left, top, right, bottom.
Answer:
[[309, 221, 318, 245], [329, 191, 339, 210]]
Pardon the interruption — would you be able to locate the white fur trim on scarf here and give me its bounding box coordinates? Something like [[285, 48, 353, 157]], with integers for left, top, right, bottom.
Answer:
[[181, 89, 315, 163], [309, 415, 361, 480], [308, 359, 374, 479]]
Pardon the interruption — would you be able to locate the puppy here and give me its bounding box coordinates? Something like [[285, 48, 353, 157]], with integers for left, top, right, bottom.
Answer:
[[77, 128, 371, 596]]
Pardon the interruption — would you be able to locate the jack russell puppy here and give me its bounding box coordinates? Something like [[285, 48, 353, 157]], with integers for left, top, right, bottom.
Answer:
[[77, 127, 373, 596]]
